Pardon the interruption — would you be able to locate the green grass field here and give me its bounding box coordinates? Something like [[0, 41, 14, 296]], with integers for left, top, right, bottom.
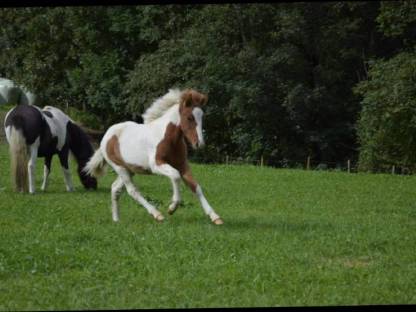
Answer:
[[1, 121, 416, 309]]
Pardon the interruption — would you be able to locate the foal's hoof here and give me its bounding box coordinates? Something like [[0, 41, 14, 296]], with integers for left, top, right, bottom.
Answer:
[[155, 214, 165, 222], [168, 206, 177, 215], [212, 218, 224, 225], [168, 202, 179, 215], [168, 209, 176, 215]]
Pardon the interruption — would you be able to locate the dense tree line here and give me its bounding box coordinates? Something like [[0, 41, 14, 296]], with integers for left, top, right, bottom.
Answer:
[[0, 2, 415, 170]]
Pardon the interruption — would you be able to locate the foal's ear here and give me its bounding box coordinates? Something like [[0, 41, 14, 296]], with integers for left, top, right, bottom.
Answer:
[[200, 94, 208, 106], [181, 90, 193, 108]]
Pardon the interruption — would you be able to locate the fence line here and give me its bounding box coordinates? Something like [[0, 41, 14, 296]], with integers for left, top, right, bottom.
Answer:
[[0, 152, 413, 176], [200, 154, 414, 175]]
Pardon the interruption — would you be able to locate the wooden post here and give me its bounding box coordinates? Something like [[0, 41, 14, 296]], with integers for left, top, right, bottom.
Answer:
[[347, 159, 351, 173], [226, 155, 229, 165], [306, 156, 311, 170], [260, 155, 264, 167], [392, 165, 395, 175]]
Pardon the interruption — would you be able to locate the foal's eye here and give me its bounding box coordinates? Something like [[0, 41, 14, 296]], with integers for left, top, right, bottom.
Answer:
[[187, 116, 194, 122]]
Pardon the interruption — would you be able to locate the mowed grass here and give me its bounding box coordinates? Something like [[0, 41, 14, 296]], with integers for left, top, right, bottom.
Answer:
[[0, 142, 416, 310]]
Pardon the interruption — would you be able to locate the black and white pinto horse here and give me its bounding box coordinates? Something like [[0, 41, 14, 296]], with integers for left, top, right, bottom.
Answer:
[[4, 104, 97, 193]]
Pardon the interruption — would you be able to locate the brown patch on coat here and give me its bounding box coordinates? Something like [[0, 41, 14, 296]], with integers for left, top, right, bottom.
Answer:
[[106, 135, 150, 174], [155, 123, 188, 173], [155, 122, 199, 193]]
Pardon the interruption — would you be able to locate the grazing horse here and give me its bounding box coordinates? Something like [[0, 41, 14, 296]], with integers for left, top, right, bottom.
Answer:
[[84, 88, 223, 225], [4, 104, 97, 193]]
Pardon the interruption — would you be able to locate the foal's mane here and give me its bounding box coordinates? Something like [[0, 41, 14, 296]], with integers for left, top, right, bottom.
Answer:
[[142, 89, 182, 124]]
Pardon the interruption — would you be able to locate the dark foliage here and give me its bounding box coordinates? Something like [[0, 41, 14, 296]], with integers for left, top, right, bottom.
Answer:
[[0, 2, 414, 169]]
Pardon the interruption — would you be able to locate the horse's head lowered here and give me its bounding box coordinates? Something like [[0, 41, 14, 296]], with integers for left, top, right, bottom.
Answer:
[[179, 89, 208, 149]]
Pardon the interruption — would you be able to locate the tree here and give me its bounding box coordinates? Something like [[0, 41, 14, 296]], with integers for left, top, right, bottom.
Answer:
[[1, 3, 414, 168], [355, 0, 416, 172]]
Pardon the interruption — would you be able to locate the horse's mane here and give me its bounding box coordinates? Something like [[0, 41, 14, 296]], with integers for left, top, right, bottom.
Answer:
[[142, 89, 182, 124]]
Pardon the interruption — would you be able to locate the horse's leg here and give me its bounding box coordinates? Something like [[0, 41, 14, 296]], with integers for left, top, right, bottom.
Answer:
[[181, 167, 223, 225], [168, 177, 181, 215], [41, 155, 52, 191], [151, 163, 182, 214], [114, 166, 164, 222], [58, 148, 74, 192], [28, 143, 39, 194], [111, 176, 124, 222]]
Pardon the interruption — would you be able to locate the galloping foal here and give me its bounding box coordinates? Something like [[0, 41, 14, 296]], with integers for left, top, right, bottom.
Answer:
[[85, 88, 223, 225]]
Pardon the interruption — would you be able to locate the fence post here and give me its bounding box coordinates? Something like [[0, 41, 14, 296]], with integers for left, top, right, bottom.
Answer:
[[392, 165, 395, 175], [226, 155, 229, 165], [260, 155, 264, 167], [347, 159, 351, 173], [306, 156, 311, 170]]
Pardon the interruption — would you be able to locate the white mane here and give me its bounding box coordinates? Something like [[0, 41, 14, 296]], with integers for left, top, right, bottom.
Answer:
[[142, 89, 182, 124]]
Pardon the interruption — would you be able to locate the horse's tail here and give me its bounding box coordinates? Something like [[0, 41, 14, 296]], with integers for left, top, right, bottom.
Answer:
[[83, 148, 107, 178], [9, 126, 29, 192]]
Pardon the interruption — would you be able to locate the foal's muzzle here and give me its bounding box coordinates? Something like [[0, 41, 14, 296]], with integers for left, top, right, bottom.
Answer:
[[194, 140, 205, 149]]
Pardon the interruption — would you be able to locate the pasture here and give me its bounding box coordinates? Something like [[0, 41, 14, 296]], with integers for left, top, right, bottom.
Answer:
[[0, 117, 416, 309]]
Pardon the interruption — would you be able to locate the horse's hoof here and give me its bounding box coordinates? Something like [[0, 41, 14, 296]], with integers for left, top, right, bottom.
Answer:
[[155, 214, 164, 222], [212, 218, 224, 225]]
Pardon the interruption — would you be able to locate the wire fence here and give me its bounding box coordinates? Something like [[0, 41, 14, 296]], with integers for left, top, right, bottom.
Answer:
[[198, 154, 414, 176], [0, 132, 413, 176]]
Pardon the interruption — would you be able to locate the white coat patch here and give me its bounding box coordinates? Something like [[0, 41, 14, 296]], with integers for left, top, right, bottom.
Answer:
[[36, 106, 71, 151]]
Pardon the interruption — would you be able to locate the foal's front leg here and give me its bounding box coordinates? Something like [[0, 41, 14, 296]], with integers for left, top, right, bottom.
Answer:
[[41, 155, 52, 191], [168, 177, 181, 215], [58, 148, 74, 192], [151, 162, 182, 214], [182, 167, 223, 225]]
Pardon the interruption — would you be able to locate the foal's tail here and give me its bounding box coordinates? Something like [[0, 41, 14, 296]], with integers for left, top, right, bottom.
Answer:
[[83, 148, 107, 178], [9, 126, 29, 192]]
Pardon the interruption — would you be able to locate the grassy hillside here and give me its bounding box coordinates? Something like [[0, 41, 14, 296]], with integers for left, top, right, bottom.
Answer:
[[0, 135, 415, 309]]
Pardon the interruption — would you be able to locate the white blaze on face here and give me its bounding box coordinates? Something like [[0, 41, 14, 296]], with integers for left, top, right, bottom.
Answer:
[[192, 107, 204, 147]]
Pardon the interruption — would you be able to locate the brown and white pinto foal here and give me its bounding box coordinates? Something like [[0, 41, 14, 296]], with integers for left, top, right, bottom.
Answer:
[[85, 88, 223, 225]]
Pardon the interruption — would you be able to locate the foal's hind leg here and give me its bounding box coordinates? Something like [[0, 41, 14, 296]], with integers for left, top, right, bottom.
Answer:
[[111, 176, 124, 222], [114, 166, 164, 222], [58, 148, 74, 192]]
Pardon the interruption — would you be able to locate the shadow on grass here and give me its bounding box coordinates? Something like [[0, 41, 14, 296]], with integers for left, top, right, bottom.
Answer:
[[224, 217, 335, 232]]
